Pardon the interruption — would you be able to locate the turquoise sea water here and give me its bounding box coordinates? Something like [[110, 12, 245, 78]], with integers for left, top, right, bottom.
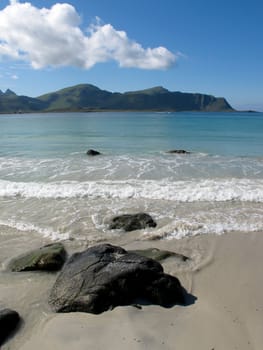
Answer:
[[0, 111, 263, 242], [1, 111, 263, 157]]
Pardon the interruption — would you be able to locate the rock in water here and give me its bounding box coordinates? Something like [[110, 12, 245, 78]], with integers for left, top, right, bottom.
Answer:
[[8, 243, 67, 272], [49, 244, 185, 314], [167, 149, 191, 154], [0, 309, 20, 345], [86, 149, 101, 156], [109, 213, 157, 232]]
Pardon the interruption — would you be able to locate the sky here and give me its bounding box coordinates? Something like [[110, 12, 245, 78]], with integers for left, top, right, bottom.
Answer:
[[0, 0, 262, 111]]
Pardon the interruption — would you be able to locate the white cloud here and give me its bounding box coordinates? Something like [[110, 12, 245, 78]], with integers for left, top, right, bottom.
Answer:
[[0, 70, 19, 80], [0, 1, 177, 70]]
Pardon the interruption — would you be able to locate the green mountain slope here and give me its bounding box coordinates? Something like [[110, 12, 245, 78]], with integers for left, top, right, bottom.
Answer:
[[0, 89, 47, 113], [0, 84, 234, 113], [38, 84, 113, 111], [38, 84, 234, 112]]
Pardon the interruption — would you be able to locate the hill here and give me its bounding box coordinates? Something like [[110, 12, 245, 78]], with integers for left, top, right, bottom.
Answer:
[[0, 89, 47, 113], [0, 84, 234, 113]]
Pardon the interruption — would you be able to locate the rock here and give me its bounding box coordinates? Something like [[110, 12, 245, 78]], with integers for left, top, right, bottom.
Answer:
[[167, 149, 190, 154], [86, 149, 101, 156], [128, 248, 189, 262], [8, 243, 67, 272], [49, 243, 185, 314], [109, 213, 157, 232], [0, 309, 20, 345]]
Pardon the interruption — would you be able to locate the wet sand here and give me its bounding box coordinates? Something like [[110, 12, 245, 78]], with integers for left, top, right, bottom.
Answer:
[[1, 231, 263, 350]]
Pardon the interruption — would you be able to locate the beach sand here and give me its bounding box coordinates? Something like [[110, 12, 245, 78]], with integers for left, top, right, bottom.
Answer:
[[1, 231, 263, 350]]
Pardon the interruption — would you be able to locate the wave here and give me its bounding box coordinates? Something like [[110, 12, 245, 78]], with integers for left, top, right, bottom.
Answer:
[[1, 153, 263, 183], [0, 219, 69, 241], [1, 178, 263, 202], [142, 219, 263, 240]]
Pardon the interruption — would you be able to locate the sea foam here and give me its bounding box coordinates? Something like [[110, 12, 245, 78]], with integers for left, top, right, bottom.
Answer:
[[1, 178, 263, 202], [0, 219, 69, 241]]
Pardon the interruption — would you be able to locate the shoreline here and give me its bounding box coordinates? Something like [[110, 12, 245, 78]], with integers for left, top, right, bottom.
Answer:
[[1, 230, 263, 349], [1, 109, 257, 115]]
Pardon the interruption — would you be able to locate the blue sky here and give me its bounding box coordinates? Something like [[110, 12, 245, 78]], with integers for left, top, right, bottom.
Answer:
[[0, 0, 262, 111]]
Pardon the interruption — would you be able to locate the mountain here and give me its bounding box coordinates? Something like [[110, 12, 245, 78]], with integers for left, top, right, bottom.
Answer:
[[38, 84, 113, 111], [0, 84, 234, 113], [119, 87, 233, 112], [0, 89, 47, 113], [38, 84, 234, 112]]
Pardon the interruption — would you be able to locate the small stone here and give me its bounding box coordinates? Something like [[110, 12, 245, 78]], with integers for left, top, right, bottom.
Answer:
[[109, 213, 157, 232], [86, 149, 101, 156], [0, 309, 20, 345], [167, 149, 190, 154]]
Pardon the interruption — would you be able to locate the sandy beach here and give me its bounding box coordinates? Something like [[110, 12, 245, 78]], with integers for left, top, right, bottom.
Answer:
[[1, 230, 262, 350], [0, 0, 263, 345]]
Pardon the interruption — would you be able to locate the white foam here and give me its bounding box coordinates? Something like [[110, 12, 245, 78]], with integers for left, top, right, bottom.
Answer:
[[172, 220, 263, 238], [1, 178, 263, 202], [0, 219, 69, 241], [143, 218, 263, 240]]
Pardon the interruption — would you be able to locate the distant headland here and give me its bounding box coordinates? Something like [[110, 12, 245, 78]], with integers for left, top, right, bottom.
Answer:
[[0, 84, 235, 113]]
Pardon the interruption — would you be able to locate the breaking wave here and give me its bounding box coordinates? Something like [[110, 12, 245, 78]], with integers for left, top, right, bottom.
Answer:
[[1, 178, 263, 202]]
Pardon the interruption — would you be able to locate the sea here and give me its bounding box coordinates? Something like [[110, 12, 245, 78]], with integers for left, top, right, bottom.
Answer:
[[0, 111, 263, 247]]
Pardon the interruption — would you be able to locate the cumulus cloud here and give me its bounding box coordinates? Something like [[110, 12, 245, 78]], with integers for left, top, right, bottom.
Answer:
[[0, 1, 177, 70]]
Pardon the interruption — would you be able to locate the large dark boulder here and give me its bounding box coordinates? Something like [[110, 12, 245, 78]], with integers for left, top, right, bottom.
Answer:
[[8, 243, 67, 272], [109, 213, 157, 232], [0, 309, 20, 345], [48, 244, 185, 314]]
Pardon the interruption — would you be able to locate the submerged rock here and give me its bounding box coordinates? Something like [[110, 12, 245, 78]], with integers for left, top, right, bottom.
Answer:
[[49, 243, 185, 314], [86, 149, 101, 156], [128, 248, 189, 263], [167, 149, 191, 154], [8, 243, 67, 272], [0, 308, 20, 345], [109, 213, 157, 232]]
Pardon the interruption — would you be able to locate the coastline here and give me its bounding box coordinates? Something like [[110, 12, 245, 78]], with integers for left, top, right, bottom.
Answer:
[[1, 111, 262, 349], [1, 230, 263, 349], [0, 108, 240, 115]]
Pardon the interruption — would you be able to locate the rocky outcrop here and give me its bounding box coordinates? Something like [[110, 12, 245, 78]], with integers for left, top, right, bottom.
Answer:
[[8, 243, 67, 272], [109, 213, 157, 232], [0, 309, 20, 345], [48, 244, 185, 314]]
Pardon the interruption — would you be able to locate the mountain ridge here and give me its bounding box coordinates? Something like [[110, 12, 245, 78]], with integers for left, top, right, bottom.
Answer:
[[0, 84, 234, 113]]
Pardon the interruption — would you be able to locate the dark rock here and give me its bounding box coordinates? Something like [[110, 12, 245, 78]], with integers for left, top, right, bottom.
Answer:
[[0, 309, 20, 345], [109, 213, 157, 232], [128, 248, 189, 262], [167, 149, 191, 154], [143, 273, 185, 306], [86, 149, 101, 156], [8, 243, 67, 272], [48, 243, 185, 314]]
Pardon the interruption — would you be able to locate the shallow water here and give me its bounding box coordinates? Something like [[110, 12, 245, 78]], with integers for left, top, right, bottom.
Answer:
[[0, 111, 263, 247]]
